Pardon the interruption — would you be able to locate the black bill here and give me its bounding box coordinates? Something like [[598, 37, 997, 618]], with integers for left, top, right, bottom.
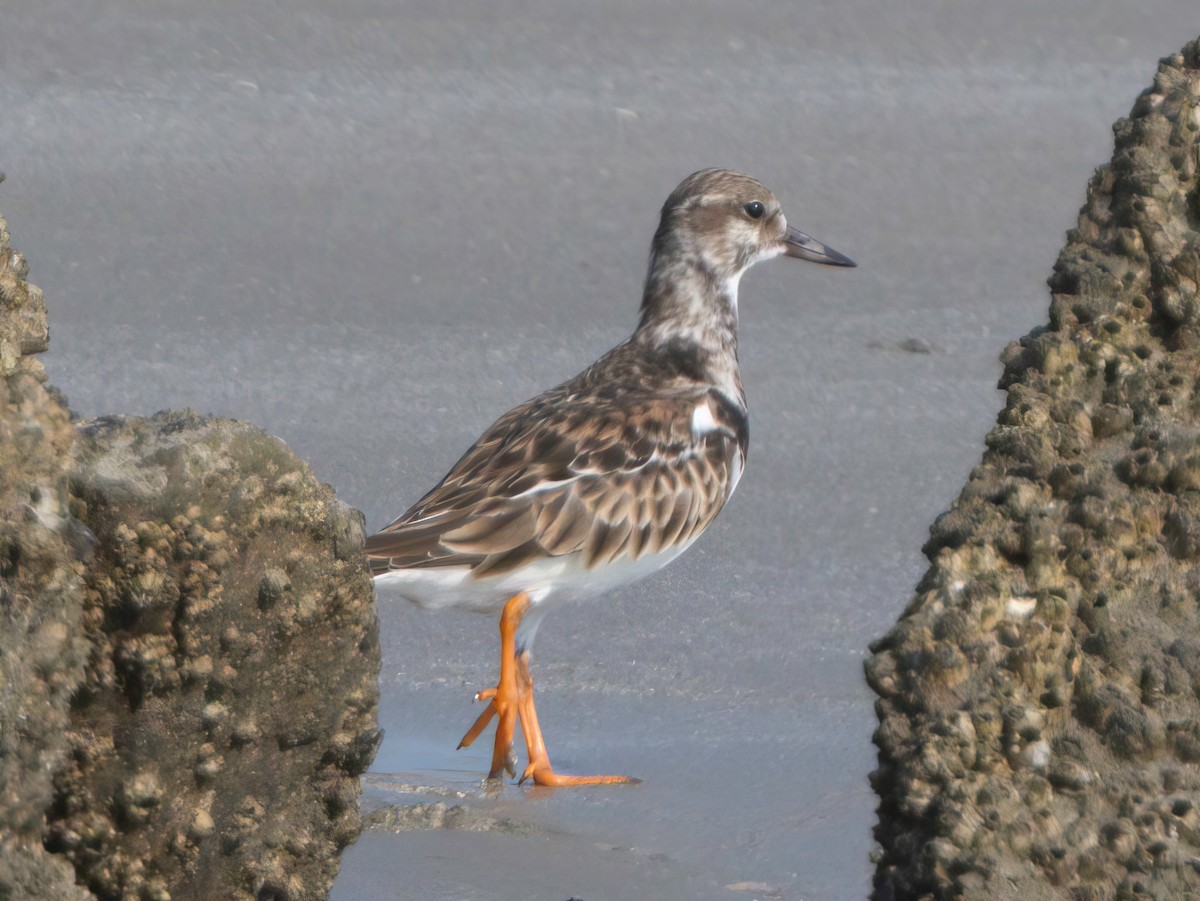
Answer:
[[782, 224, 856, 267]]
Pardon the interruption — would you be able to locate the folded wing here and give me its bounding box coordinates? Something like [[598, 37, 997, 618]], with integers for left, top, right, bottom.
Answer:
[[364, 386, 746, 579]]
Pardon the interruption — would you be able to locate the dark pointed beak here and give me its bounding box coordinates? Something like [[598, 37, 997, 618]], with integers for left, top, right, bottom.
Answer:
[[782, 225, 856, 267]]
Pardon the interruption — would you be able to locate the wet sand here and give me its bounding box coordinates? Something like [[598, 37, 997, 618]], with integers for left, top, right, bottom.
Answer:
[[3, 2, 1196, 897]]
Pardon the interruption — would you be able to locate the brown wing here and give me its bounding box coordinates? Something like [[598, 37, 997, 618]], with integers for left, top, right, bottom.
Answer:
[[364, 386, 747, 579]]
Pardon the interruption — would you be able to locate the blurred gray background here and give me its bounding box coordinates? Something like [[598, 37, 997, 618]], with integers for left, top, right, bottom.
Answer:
[[5, 2, 1197, 898]]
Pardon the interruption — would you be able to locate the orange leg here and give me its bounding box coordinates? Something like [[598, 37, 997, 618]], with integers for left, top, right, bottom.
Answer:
[[457, 592, 527, 778], [457, 591, 636, 786], [514, 648, 637, 786]]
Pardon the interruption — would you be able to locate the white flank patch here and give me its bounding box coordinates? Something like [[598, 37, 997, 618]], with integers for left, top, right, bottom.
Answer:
[[691, 401, 719, 436]]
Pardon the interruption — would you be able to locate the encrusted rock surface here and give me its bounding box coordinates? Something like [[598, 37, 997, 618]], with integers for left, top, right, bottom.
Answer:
[[48, 412, 380, 900], [0, 209, 380, 899], [869, 40, 1200, 899], [0, 212, 93, 900]]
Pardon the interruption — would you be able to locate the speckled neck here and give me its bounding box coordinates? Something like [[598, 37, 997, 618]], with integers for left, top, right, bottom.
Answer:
[[634, 249, 744, 405]]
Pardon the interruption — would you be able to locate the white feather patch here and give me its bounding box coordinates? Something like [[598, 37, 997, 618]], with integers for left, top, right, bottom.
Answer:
[[691, 402, 719, 436], [723, 274, 741, 312]]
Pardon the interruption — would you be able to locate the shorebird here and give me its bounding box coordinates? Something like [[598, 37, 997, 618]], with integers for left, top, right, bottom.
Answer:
[[365, 169, 854, 785]]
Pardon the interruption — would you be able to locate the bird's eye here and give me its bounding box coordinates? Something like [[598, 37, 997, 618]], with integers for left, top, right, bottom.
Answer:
[[744, 201, 765, 219]]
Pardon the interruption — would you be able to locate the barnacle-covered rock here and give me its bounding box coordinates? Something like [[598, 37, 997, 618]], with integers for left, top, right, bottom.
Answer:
[[0, 203, 380, 899], [870, 39, 1200, 899], [0, 212, 92, 900], [46, 411, 381, 900]]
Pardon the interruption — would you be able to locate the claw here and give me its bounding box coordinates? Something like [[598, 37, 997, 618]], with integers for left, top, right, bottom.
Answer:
[[517, 758, 638, 787]]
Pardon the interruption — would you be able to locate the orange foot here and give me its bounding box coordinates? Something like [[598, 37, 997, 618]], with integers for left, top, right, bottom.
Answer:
[[457, 592, 637, 786]]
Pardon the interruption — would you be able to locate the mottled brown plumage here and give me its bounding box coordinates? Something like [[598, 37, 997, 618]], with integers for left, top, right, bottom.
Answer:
[[365, 168, 854, 785], [364, 352, 748, 578]]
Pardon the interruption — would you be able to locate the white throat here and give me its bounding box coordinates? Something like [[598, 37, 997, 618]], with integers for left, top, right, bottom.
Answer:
[[723, 273, 742, 314]]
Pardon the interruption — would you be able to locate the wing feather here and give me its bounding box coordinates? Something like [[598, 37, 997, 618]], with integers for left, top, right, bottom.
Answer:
[[365, 383, 747, 578], [540, 491, 592, 554], [470, 539, 547, 579], [442, 507, 536, 555]]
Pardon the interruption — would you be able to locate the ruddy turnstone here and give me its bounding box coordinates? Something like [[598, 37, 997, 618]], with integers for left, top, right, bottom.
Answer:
[[366, 168, 854, 785]]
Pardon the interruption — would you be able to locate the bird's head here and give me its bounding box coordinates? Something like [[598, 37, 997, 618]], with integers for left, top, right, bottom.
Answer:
[[650, 168, 855, 285]]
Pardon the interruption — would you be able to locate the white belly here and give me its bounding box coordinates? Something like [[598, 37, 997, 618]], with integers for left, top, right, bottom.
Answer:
[[372, 538, 697, 614]]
